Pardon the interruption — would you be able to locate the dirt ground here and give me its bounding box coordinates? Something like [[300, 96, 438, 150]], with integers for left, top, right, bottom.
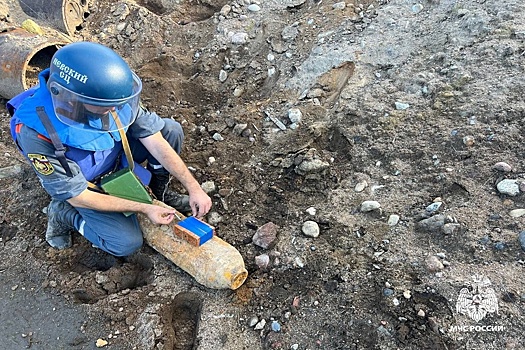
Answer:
[[1, 0, 525, 349]]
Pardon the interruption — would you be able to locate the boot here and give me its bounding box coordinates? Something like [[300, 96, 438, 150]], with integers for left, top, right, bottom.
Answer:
[[45, 199, 79, 249], [149, 173, 191, 213]]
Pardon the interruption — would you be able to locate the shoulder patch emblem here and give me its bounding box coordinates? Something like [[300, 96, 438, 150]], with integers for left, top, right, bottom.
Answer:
[[27, 153, 54, 175]]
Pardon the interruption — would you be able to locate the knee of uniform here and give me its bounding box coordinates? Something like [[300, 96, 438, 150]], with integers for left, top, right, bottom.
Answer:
[[162, 118, 184, 149], [110, 234, 144, 257]]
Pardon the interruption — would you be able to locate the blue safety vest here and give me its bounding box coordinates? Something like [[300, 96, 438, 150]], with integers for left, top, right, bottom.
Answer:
[[7, 69, 123, 182]]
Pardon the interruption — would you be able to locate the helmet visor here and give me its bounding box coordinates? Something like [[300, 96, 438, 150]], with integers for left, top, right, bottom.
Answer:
[[48, 72, 142, 133]]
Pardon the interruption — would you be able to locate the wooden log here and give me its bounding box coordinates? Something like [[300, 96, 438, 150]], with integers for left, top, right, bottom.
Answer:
[[137, 200, 248, 290]]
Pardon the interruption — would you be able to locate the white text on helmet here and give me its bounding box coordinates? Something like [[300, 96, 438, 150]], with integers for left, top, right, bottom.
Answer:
[[52, 58, 89, 85]]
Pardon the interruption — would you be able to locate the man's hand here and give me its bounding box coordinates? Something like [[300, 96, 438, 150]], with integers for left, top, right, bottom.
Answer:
[[144, 204, 177, 225], [188, 189, 212, 218]]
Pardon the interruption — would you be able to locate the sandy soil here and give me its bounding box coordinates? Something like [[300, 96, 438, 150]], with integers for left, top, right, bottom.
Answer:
[[1, 0, 525, 349]]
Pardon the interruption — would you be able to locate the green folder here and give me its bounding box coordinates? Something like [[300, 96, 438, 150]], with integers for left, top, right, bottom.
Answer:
[[100, 168, 152, 216]]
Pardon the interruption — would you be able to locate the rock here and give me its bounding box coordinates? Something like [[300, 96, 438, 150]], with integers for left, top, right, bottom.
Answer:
[[218, 188, 233, 197], [388, 214, 400, 226], [247, 4, 261, 11], [509, 209, 525, 218], [383, 288, 394, 296], [395, 101, 410, 110], [248, 316, 258, 327], [255, 254, 270, 269], [425, 255, 444, 272], [360, 200, 381, 212], [233, 87, 244, 97], [252, 222, 279, 249], [493, 162, 512, 172], [241, 128, 252, 138], [518, 231, 525, 251], [302, 221, 320, 237], [305, 207, 317, 215], [254, 319, 266, 330], [294, 257, 305, 268], [417, 215, 445, 232], [113, 3, 130, 18], [494, 242, 506, 250], [212, 133, 224, 141], [220, 4, 231, 16], [231, 32, 249, 44], [355, 180, 368, 192], [281, 25, 299, 41], [295, 159, 330, 174], [412, 4, 424, 13], [201, 181, 216, 193], [219, 70, 228, 82], [497, 179, 520, 196], [96, 338, 108, 348], [463, 135, 475, 146], [207, 211, 223, 226], [426, 202, 442, 213], [233, 123, 248, 136], [288, 108, 302, 123]]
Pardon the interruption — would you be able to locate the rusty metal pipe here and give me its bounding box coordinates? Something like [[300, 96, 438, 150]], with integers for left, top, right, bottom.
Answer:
[[0, 28, 67, 99], [18, 0, 89, 36]]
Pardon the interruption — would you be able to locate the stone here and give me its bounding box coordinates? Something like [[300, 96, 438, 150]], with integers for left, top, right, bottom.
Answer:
[[254, 319, 266, 330], [231, 32, 249, 44], [295, 159, 330, 174], [497, 179, 520, 196], [96, 339, 108, 348], [388, 214, 400, 226], [247, 4, 261, 11], [255, 254, 270, 269], [509, 209, 525, 218], [417, 215, 445, 232], [355, 180, 368, 192], [288, 108, 302, 123], [219, 70, 228, 82], [302, 221, 320, 237], [252, 222, 279, 249], [305, 207, 316, 215], [201, 181, 216, 193], [493, 162, 512, 172], [519, 231, 525, 252], [360, 200, 381, 212], [426, 202, 442, 213], [425, 255, 444, 272]]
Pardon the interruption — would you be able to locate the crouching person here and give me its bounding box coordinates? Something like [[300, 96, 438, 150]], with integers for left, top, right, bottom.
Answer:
[[7, 41, 212, 256]]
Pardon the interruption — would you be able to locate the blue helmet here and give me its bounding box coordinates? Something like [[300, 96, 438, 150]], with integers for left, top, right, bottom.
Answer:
[[47, 42, 142, 132]]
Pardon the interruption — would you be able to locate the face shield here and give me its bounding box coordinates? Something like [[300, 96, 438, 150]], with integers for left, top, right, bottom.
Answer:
[[48, 72, 142, 133]]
